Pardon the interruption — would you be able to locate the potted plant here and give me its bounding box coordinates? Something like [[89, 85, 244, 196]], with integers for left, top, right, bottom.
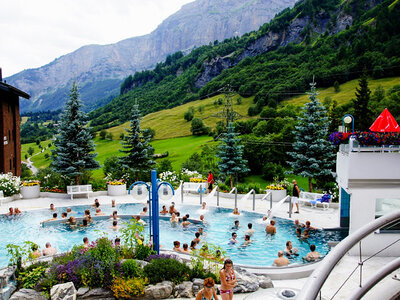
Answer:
[[266, 185, 287, 202], [107, 179, 126, 196], [20, 180, 40, 199]]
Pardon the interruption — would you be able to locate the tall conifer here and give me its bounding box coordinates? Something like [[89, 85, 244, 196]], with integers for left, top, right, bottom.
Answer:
[[353, 71, 372, 131], [217, 122, 248, 188], [287, 82, 335, 192], [119, 101, 155, 181], [52, 82, 99, 184]]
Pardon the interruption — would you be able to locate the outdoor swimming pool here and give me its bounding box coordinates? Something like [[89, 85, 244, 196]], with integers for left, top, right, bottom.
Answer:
[[0, 202, 345, 267]]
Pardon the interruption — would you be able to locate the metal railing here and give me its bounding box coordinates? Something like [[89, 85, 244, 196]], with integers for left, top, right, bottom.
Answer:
[[297, 210, 400, 300]]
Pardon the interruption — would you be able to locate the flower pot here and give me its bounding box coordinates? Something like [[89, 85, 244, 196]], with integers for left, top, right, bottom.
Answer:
[[20, 185, 40, 199], [266, 189, 287, 202], [107, 184, 127, 196]]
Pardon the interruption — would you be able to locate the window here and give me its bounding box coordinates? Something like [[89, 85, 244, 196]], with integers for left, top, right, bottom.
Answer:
[[375, 198, 400, 232]]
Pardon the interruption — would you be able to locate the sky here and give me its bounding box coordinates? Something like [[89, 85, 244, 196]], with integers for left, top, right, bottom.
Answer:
[[0, 0, 194, 78]]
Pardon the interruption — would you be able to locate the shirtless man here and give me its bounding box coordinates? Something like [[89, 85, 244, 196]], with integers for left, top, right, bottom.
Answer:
[[49, 203, 56, 211], [42, 213, 58, 223], [110, 220, 119, 230], [266, 220, 277, 234], [181, 216, 191, 227], [173, 241, 184, 252], [273, 251, 290, 267], [66, 207, 76, 214], [140, 207, 148, 216], [160, 205, 168, 214], [284, 241, 299, 258], [245, 223, 255, 236], [42, 242, 57, 256]]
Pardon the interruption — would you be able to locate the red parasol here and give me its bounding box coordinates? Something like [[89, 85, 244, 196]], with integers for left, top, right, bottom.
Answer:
[[369, 108, 400, 132]]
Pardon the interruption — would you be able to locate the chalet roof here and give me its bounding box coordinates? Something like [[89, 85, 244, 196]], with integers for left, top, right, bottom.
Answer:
[[0, 81, 30, 99]]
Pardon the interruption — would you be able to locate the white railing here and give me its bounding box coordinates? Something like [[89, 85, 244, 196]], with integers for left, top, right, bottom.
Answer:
[[297, 210, 400, 300]]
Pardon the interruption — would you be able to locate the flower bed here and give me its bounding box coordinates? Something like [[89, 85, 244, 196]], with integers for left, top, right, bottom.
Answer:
[[0, 173, 20, 196], [329, 131, 400, 146]]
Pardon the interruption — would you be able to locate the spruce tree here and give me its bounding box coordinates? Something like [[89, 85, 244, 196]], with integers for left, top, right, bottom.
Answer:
[[353, 71, 372, 131], [119, 101, 155, 181], [287, 82, 335, 192], [52, 82, 99, 184], [217, 122, 248, 188]]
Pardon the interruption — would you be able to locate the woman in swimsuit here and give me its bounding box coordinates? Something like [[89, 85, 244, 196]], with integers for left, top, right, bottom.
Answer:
[[195, 277, 219, 300], [219, 259, 236, 300]]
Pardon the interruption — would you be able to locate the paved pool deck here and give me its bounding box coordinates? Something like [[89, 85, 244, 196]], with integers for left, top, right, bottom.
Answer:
[[1, 192, 399, 299]]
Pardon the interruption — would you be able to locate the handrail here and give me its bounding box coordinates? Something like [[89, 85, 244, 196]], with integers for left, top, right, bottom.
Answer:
[[297, 210, 400, 300], [348, 257, 400, 300], [228, 187, 237, 194]]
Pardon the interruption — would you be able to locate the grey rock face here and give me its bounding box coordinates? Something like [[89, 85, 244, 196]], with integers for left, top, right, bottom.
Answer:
[[145, 281, 174, 299], [9, 288, 47, 300], [191, 278, 204, 294], [173, 281, 193, 298], [50, 282, 77, 300], [77, 288, 114, 299], [7, 0, 297, 113], [257, 275, 274, 289]]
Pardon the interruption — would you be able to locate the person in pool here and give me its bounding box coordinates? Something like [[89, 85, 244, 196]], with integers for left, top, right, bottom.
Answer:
[[245, 223, 255, 236], [296, 227, 302, 237], [219, 259, 236, 300], [83, 237, 89, 248], [95, 208, 105, 216], [202, 202, 207, 210], [266, 220, 277, 234], [181, 216, 191, 227], [110, 211, 120, 220], [66, 207, 76, 214], [243, 235, 251, 246], [42, 242, 57, 256], [61, 212, 68, 219], [30, 244, 42, 259], [6, 207, 14, 216], [194, 232, 201, 244], [233, 208, 240, 215], [173, 240, 183, 252], [68, 216, 77, 226], [111, 199, 116, 207], [273, 251, 290, 267], [110, 220, 119, 230], [182, 243, 191, 253], [169, 204, 178, 215], [302, 229, 310, 239], [92, 198, 100, 207], [305, 244, 320, 261], [190, 240, 197, 251], [42, 213, 58, 223], [195, 277, 219, 300], [229, 233, 238, 245], [14, 208, 22, 214], [305, 220, 316, 230], [231, 220, 240, 230], [140, 207, 148, 216], [160, 205, 168, 214], [49, 203, 56, 211], [200, 215, 206, 223], [135, 215, 146, 225], [284, 241, 299, 258], [80, 219, 88, 227], [170, 213, 179, 223]]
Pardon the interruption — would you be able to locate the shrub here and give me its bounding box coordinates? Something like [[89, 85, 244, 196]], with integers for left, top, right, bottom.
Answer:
[[0, 173, 20, 196], [111, 277, 147, 299], [121, 259, 144, 278], [143, 258, 191, 284], [18, 263, 48, 289], [262, 162, 284, 181], [184, 110, 194, 122], [134, 244, 156, 261]]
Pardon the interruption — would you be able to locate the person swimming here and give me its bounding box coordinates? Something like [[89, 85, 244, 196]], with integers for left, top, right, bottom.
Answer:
[[229, 233, 238, 245]]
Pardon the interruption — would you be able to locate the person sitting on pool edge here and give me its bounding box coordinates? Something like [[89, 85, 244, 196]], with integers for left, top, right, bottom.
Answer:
[[284, 241, 299, 258], [305, 244, 320, 261], [266, 220, 277, 234], [273, 251, 290, 267], [43, 242, 57, 256], [195, 277, 219, 300], [160, 205, 168, 214]]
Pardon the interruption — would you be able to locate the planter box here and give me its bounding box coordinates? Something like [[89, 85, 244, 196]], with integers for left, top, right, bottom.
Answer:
[[107, 184, 127, 196], [20, 185, 40, 199], [266, 189, 287, 202]]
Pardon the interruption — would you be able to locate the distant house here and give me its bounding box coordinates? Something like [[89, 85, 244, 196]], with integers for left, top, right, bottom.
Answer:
[[0, 69, 30, 176]]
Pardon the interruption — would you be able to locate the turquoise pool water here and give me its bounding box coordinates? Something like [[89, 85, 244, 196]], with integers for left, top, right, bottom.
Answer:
[[0, 203, 345, 267]]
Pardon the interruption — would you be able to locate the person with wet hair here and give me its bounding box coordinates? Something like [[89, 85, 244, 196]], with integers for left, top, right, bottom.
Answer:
[[195, 277, 219, 300]]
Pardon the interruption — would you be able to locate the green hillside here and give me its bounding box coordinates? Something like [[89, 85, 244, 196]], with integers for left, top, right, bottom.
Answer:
[[88, 0, 400, 130]]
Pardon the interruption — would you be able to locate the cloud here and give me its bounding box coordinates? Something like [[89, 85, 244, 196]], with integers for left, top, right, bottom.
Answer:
[[0, 0, 193, 77]]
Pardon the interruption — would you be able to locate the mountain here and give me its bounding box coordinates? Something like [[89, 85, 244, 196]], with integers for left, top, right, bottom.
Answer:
[[88, 0, 400, 129], [6, 0, 297, 113]]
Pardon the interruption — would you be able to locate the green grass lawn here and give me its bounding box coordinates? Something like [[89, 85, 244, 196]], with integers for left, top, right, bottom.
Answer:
[[281, 76, 400, 107], [243, 174, 314, 192], [106, 93, 255, 140]]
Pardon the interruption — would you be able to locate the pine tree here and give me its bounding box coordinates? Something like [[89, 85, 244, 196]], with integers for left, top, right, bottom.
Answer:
[[353, 71, 372, 131], [119, 101, 155, 181], [217, 122, 249, 188], [287, 82, 335, 192], [51, 82, 99, 184]]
